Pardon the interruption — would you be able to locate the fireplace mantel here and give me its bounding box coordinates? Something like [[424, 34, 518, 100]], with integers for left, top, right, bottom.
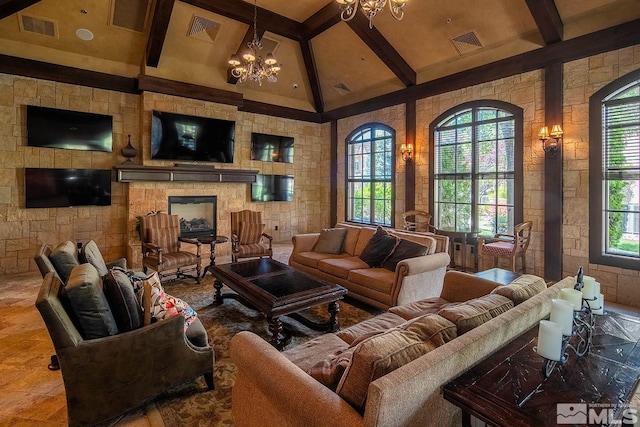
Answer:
[[113, 164, 258, 183]]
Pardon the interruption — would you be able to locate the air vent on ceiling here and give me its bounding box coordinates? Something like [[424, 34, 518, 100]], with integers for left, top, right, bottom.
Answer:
[[19, 14, 57, 38], [333, 82, 352, 95], [451, 31, 483, 55], [111, 0, 150, 32], [188, 15, 221, 43]]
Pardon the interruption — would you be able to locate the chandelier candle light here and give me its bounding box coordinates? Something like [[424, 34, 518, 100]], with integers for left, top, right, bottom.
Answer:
[[533, 267, 605, 377], [228, 0, 281, 85], [336, 0, 408, 29]]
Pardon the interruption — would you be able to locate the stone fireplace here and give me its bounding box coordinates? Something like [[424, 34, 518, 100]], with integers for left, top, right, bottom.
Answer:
[[168, 195, 217, 238]]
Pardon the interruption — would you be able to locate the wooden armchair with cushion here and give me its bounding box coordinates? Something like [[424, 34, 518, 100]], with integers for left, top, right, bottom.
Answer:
[[477, 221, 533, 273], [402, 210, 433, 232], [140, 212, 202, 283], [231, 210, 273, 262]]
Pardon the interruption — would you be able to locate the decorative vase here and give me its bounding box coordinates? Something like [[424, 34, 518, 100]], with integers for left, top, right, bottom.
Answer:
[[121, 134, 138, 164]]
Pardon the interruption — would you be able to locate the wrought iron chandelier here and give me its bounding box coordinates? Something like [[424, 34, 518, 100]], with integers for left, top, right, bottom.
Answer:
[[228, 0, 281, 85], [336, 0, 408, 29]]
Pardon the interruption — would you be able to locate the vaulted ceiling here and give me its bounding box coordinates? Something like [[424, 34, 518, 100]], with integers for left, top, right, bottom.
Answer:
[[1, 0, 639, 119]]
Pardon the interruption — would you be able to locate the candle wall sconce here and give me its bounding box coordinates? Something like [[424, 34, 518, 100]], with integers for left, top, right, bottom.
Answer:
[[534, 266, 603, 378], [400, 143, 413, 162], [538, 125, 563, 158]]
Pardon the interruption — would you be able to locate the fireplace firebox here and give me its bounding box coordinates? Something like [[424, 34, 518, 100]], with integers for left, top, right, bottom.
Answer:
[[168, 196, 217, 238]]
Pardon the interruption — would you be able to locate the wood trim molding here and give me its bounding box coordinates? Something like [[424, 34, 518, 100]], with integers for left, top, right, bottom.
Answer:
[[239, 100, 322, 123], [113, 165, 258, 183], [137, 74, 243, 106], [405, 101, 416, 212], [0, 0, 40, 20]]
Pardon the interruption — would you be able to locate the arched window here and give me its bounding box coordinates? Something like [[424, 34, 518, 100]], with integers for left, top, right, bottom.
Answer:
[[589, 69, 640, 270], [430, 100, 523, 235], [345, 123, 395, 226]]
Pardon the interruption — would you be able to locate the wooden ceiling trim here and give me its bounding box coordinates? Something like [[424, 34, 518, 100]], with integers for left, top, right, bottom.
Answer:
[[146, 0, 175, 68], [0, 0, 40, 20], [179, 0, 304, 42], [300, 40, 324, 113], [524, 0, 563, 44], [226, 27, 266, 84], [0, 54, 138, 93], [323, 18, 640, 122], [347, 12, 416, 87], [138, 74, 243, 106], [302, 2, 342, 40], [240, 99, 321, 123]]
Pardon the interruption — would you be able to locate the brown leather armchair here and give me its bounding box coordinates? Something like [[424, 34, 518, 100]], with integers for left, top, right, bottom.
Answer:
[[36, 271, 214, 426], [231, 210, 273, 262], [140, 212, 202, 282]]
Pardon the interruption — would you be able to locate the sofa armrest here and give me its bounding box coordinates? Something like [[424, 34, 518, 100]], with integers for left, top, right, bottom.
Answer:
[[291, 233, 321, 254], [439, 270, 502, 302], [230, 331, 364, 427], [106, 258, 127, 270], [392, 252, 451, 306]]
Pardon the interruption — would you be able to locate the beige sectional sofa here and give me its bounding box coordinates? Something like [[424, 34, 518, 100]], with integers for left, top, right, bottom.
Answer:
[[289, 222, 451, 310], [230, 271, 574, 427]]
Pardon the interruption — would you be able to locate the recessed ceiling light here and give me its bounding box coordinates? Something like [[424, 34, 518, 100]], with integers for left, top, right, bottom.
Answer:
[[76, 28, 94, 41]]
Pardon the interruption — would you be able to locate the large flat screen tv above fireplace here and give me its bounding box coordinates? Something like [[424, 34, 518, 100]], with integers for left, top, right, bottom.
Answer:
[[151, 110, 235, 163]]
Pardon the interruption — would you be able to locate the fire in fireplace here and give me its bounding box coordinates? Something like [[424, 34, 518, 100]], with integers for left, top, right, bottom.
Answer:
[[168, 196, 217, 238]]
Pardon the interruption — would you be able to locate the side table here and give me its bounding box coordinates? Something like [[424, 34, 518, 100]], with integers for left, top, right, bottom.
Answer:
[[443, 310, 640, 426], [198, 235, 229, 278], [433, 229, 478, 272]]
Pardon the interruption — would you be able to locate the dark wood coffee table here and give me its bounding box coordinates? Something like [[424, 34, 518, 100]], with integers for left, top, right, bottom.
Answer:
[[210, 258, 348, 349], [443, 310, 640, 426]]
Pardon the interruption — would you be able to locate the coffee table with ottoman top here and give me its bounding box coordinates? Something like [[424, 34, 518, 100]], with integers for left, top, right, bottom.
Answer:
[[211, 258, 348, 349]]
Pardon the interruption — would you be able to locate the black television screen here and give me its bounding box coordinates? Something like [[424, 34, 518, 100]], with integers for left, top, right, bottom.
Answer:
[[151, 110, 235, 163], [251, 174, 294, 202], [26, 105, 113, 152], [250, 132, 294, 163], [25, 168, 112, 208]]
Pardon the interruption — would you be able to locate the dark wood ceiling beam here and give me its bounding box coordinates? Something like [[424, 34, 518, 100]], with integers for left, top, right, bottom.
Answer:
[[524, 0, 563, 44], [302, 2, 342, 39], [226, 27, 266, 84], [180, 0, 304, 42], [145, 0, 175, 68], [138, 74, 243, 106], [0, 54, 138, 93], [300, 40, 324, 113], [323, 18, 640, 121], [240, 100, 321, 123], [0, 0, 40, 20], [347, 12, 416, 87]]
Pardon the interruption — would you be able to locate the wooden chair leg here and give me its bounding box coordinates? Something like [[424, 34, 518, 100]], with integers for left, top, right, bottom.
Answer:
[[510, 256, 516, 272], [521, 254, 526, 273]]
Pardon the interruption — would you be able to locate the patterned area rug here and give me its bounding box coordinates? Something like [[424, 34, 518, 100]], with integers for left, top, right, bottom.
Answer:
[[152, 276, 380, 427]]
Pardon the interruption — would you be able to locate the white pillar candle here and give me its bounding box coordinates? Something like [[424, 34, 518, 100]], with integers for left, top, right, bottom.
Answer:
[[550, 298, 574, 336], [593, 293, 605, 315], [582, 276, 597, 300], [537, 320, 563, 361], [560, 288, 583, 311]]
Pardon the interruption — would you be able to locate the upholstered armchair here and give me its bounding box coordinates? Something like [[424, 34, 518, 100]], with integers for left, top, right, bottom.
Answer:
[[478, 221, 533, 273], [402, 210, 433, 232], [140, 212, 202, 283], [231, 210, 273, 262], [36, 270, 214, 427]]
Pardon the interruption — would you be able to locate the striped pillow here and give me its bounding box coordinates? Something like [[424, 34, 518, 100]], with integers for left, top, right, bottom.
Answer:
[[239, 221, 264, 244]]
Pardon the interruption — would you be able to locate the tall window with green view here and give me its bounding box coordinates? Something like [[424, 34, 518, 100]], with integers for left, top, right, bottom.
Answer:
[[430, 101, 523, 236], [601, 79, 640, 261], [346, 123, 394, 226]]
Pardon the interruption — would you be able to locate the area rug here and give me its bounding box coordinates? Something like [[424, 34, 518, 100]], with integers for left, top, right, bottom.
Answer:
[[151, 276, 381, 427]]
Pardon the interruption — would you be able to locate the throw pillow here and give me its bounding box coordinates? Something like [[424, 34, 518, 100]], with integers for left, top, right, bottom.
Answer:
[[382, 238, 429, 271], [65, 263, 119, 339], [490, 275, 547, 305], [307, 347, 356, 391], [437, 294, 514, 334], [238, 221, 264, 245], [139, 273, 198, 333], [358, 226, 398, 267], [80, 240, 109, 277], [103, 268, 143, 332], [313, 228, 347, 254], [48, 240, 80, 283]]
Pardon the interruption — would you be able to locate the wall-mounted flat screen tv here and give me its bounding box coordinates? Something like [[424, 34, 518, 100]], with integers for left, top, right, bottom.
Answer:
[[26, 105, 113, 152], [25, 168, 112, 208], [151, 110, 235, 163], [250, 132, 294, 163], [251, 174, 294, 202]]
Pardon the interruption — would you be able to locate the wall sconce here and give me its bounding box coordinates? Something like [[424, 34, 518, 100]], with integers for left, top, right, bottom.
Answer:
[[538, 125, 563, 157], [400, 143, 413, 162]]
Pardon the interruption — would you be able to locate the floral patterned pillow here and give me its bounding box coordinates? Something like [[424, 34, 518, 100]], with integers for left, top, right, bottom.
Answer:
[[135, 272, 197, 332]]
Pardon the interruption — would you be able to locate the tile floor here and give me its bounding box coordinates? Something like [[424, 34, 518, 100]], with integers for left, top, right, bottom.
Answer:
[[1, 244, 638, 426]]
